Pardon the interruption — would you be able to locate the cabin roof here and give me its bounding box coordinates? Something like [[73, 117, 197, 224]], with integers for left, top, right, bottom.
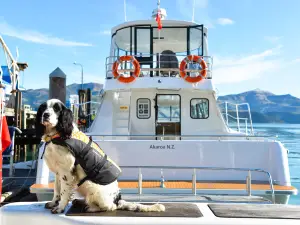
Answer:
[[111, 19, 205, 34]]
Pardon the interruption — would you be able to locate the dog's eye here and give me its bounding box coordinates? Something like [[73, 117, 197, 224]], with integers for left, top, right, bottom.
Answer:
[[53, 103, 61, 112]]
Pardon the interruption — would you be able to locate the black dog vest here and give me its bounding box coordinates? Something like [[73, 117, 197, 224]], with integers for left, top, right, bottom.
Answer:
[[49, 130, 122, 186]]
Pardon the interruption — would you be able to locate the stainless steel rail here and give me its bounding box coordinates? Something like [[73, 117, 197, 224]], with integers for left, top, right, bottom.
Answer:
[[85, 133, 276, 140], [120, 165, 276, 204]]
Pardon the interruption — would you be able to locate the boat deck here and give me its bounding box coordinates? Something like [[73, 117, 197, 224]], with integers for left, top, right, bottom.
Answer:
[[2, 201, 300, 225]]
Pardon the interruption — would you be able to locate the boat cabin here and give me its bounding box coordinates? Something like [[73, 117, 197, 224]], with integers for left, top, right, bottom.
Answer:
[[88, 20, 235, 140]]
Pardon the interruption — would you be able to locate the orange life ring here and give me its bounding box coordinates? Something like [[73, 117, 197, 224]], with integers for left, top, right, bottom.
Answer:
[[112, 55, 140, 83], [179, 55, 207, 83]]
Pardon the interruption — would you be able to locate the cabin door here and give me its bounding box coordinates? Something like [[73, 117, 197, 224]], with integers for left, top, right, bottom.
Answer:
[[155, 94, 181, 140]]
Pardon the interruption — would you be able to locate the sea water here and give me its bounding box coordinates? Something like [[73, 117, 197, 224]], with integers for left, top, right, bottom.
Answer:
[[252, 123, 300, 205]]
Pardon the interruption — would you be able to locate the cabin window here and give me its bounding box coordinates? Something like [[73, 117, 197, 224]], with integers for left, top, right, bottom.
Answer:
[[137, 98, 151, 119], [190, 98, 209, 119]]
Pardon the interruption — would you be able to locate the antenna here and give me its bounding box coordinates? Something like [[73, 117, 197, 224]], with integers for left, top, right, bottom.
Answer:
[[124, 0, 127, 22], [192, 0, 195, 22], [16, 46, 19, 61]]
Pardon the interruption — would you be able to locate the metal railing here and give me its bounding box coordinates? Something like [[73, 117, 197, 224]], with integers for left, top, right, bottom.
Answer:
[[2, 126, 22, 177], [105, 54, 213, 79], [120, 165, 276, 204], [69, 90, 105, 132], [218, 101, 254, 135], [85, 133, 274, 141]]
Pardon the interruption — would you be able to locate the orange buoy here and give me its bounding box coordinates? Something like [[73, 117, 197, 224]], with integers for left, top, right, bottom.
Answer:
[[112, 56, 140, 83], [179, 55, 207, 83]]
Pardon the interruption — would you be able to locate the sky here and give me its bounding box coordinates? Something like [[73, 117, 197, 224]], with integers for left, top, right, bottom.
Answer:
[[0, 0, 300, 97]]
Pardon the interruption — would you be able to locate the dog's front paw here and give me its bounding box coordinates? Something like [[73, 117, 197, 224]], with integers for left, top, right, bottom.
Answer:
[[51, 206, 65, 214], [45, 201, 58, 209]]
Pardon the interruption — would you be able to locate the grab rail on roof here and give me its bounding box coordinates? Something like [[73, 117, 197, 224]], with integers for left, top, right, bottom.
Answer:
[[105, 54, 213, 79], [85, 133, 276, 141], [119, 165, 276, 204]]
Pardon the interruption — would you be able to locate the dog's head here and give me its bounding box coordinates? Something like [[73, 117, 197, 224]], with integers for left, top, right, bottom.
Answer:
[[35, 99, 74, 139]]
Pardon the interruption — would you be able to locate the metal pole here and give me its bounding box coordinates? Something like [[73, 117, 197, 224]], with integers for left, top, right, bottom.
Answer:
[[160, 169, 165, 188], [73, 62, 84, 90], [247, 103, 254, 135], [192, 0, 196, 22], [192, 168, 197, 195], [236, 104, 240, 132], [157, 0, 161, 76], [124, 0, 127, 21], [225, 102, 228, 125], [138, 168, 143, 195], [81, 66, 83, 90], [246, 170, 251, 196]]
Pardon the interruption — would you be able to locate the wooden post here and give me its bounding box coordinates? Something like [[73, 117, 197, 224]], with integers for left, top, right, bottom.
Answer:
[[49, 67, 67, 103]]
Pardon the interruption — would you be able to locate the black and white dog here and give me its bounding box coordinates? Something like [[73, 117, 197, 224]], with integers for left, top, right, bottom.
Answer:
[[35, 99, 165, 214]]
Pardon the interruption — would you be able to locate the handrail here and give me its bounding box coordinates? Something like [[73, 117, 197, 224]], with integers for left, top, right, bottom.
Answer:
[[85, 133, 275, 138], [218, 101, 254, 135], [120, 165, 276, 204], [76, 101, 101, 106], [86, 92, 106, 132], [105, 54, 213, 79], [222, 113, 248, 121]]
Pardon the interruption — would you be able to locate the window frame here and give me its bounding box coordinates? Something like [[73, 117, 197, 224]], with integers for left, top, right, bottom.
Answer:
[[190, 98, 209, 119], [136, 98, 151, 119]]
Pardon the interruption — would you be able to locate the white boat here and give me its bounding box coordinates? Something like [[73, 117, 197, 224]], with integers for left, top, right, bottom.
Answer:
[[1, 3, 300, 225]]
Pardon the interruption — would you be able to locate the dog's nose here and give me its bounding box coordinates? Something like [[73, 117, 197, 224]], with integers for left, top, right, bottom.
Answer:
[[43, 112, 50, 118]]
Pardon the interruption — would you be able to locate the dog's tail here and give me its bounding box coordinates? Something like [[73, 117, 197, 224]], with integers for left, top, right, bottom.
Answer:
[[117, 199, 165, 212]]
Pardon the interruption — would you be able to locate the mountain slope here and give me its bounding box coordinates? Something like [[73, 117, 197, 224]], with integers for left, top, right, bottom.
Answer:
[[218, 89, 300, 113], [22, 82, 103, 109]]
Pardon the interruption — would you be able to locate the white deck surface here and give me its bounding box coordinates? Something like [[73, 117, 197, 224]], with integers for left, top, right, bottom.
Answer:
[[1, 201, 300, 225]]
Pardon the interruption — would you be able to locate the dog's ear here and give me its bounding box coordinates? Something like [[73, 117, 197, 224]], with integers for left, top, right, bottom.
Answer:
[[56, 108, 74, 139], [35, 102, 47, 137]]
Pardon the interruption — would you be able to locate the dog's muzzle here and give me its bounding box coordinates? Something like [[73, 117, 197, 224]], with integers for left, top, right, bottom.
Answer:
[[42, 112, 50, 125]]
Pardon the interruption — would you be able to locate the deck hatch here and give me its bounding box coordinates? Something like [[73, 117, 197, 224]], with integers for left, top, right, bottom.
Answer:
[[66, 201, 203, 217], [208, 203, 300, 219]]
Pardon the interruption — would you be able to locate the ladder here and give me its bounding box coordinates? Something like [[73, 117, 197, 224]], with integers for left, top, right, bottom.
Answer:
[[114, 91, 131, 139]]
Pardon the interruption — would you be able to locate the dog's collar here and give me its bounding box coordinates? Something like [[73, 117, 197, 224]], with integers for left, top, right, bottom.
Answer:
[[43, 133, 60, 142], [40, 133, 60, 160]]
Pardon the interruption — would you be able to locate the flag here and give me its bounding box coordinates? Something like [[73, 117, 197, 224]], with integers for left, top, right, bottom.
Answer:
[[1, 115, 11, 153], [156, 10, 162, 30]]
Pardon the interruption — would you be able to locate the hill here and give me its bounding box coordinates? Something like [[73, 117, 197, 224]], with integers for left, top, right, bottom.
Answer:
[[22, 82, 103, 110], [218, 89, 300, 123], [218, 89, 300, 114]]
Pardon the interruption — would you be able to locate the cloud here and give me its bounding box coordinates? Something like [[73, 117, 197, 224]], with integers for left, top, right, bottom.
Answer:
[[99, 30, 111, 35], [176, 1, 234, 28], [212, 45, 282, 84], [63, 66, 105, 86], [176, 0, 211, 24], [176, 0, 208, 13], [193, 0, 209, 8], [291, 58, 300, 64], [67, 71, 105, 87], [0, 21, 92, 47], [125, 2, 145, 21], [264, 36, 283, 44], [216, 18, 235, 25]]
